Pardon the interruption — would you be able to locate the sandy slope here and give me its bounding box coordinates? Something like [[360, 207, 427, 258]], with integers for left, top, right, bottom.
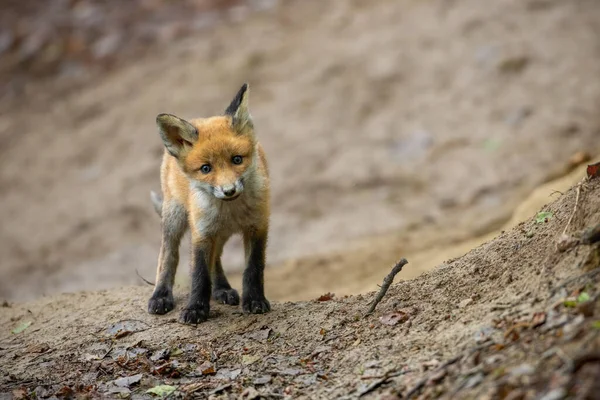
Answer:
[[1, 175, 599, 399]]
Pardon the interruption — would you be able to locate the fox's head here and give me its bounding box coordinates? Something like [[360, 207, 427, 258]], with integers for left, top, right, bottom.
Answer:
[[156, 83, 257, 201]]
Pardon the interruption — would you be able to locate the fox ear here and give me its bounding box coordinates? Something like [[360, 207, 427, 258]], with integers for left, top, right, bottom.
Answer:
[[225, 83, 253, 133], [156, 113, 198, 158]]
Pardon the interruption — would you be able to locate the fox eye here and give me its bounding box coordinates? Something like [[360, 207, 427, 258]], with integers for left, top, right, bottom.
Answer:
[[199, 164, 211, 174], [232, 155, 243, 165]]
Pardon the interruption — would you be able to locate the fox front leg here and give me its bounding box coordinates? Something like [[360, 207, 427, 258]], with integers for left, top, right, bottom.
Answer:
[[148, 202, 187, 315], [179, 240, 213, 324], [242, 229, 271, 314]]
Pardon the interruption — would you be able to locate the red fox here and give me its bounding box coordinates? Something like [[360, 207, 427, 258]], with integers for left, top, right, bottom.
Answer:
[[148, 83, 271, 325]]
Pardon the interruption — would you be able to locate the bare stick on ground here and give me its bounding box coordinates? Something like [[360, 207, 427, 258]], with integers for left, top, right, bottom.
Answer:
[[562, 179, 583, 237], [364, 258, 408, 317], [135, 269, 155, 286]]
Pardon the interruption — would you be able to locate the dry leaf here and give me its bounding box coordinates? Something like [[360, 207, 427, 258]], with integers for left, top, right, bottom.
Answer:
[[247, 327, 272, 343], [111, 374, 143, 388], [587, 161, 600, 179], [198, 361, 216, 375], [317, 292, 335, 301], [531, 312, 546, 328], [379, 311, 410, 326]]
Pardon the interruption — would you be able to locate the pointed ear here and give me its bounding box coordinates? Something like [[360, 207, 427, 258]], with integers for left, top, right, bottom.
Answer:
[[224, 83, 253, 133], [156, 113, 198, 158]]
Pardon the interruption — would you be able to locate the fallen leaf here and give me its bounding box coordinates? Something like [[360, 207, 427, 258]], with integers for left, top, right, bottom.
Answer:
[[254, 375, 272, 385], [146, 384, 176, 397], [379, 311, 410, 326], [107, 320, 148, 339], [564, 299, 577, 308], [11, 321, 32, 334], [83, 343, 112, 360], [55, 386, 74, 398], [111, 374, 143, 388], [535, 211, 553, 224], [242, 354, 260, 365], [180, 383, 206, 394], [592, 321, 600, 329], [150, 348, 169, 362], [215, 368, 242, 381], [154, 361, 181, 378], [587, 161, 600, 179], [531, 312, 546, 328], [247, 327, 272, 343], [317, 292, 335, 301], [577, 292, 590, 303], [169, 348, 183, 357], [197, 361, 216, 375]]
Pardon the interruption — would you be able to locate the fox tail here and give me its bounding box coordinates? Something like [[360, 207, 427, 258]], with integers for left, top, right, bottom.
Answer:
[[150, 191, 163, 217]]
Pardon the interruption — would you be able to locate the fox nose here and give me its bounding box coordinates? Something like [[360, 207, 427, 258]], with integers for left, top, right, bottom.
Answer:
[[222, 187, 237, 197]]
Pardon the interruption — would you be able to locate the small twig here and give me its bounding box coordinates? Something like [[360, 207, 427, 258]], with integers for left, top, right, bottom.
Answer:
[[561, 179, 583, 237], [358, 370, 405, 397], [364, 258, 408, 317], [135, 269, 155, 286]]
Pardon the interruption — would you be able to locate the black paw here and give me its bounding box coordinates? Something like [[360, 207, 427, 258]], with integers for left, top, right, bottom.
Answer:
[[179, 303, 210, 325], [148, 289, 175, 315], [213, 288, 240, 305], [242, 295, 271, 314]]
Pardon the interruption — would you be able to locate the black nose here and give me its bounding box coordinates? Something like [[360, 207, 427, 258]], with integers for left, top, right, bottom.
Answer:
[[223, 188, 236, 197]]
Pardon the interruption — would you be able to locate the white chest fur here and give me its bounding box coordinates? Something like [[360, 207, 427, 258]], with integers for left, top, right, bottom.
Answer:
[[191, 176, 265, 239]]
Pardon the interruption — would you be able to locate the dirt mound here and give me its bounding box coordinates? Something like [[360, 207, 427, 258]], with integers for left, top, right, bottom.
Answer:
[[1, 175, 598, 399]]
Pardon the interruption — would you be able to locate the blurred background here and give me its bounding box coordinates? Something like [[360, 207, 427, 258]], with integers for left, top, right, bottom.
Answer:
[[0, 0, 599, 303]]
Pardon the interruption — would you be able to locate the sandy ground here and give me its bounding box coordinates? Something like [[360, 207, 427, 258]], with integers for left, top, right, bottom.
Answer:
[[1, 0, 600, 305], [1, 175, 599, 399]]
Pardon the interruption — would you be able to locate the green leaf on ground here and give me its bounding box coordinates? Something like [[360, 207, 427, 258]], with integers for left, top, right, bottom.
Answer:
[[535, 211, 553, 224], [577, 292, 590, 303], [11, 321, 32, 334], [563, 299, 577, 308], [592, 321, 600, 329], [146, 385, 176, 397]]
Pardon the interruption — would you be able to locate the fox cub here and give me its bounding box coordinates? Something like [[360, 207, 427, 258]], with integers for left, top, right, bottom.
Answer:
[[148, 83, 271, 325]]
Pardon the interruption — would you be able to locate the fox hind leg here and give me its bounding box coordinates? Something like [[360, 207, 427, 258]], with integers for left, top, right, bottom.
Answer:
[[242, 229, 270, 314], [148, 201, 187, 315]]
